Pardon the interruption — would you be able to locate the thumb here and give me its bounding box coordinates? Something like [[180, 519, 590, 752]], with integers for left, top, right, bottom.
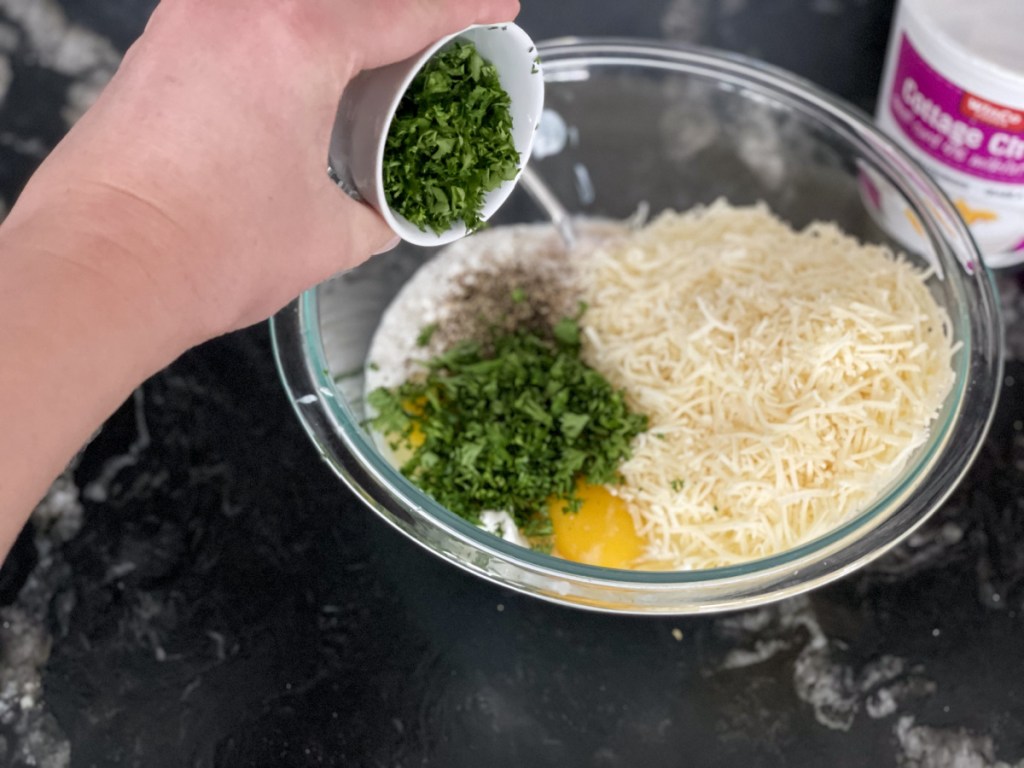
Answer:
[[307, 182, 403, 282]]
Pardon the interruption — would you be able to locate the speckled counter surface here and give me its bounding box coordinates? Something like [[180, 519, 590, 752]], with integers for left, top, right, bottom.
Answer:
[[2, 1, 1024, 766]]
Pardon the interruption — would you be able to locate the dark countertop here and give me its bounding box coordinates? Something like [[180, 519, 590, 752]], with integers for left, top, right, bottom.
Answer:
[[2, 1, 1024, 766]]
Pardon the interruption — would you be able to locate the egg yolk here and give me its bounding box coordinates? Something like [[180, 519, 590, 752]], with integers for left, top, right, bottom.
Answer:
[[402, 397, 426, 448], [549, 481, 644, 569]]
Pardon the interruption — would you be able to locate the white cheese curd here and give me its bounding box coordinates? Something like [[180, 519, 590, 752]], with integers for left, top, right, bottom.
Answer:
[[479, 510, 531, 547]]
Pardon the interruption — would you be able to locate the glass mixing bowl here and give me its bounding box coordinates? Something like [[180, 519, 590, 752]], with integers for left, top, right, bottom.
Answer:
[[271, 40, 1003, 614]]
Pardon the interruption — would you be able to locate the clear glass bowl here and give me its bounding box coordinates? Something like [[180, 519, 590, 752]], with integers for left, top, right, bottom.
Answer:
[[271, 40, 1003, 614]]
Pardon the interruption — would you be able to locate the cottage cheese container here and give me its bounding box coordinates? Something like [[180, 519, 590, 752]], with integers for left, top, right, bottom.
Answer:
[[872, 0, 1024, 268]]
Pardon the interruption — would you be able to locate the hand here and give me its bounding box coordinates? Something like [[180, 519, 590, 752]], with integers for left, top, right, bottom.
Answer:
[[5, 0, 520, 343], [0, 0, 519, 558]]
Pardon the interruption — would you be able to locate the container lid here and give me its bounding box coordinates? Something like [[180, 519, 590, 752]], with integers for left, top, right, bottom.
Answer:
[[905, 0, 1024, 82]]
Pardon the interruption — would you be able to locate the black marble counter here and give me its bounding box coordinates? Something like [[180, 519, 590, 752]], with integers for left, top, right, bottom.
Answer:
[[2, 1, 1024, 766]]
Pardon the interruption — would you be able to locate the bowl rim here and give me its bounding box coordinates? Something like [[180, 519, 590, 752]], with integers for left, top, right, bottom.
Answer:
[[272, 37, 1004, 613]]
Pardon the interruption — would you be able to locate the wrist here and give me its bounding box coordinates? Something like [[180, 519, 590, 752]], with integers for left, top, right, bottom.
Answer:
[[0, 202, 196, 392], [3, 176, 206, 365]]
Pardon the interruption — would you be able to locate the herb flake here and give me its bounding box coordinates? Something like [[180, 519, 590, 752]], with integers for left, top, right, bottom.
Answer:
[[416, 322, 439, 347]]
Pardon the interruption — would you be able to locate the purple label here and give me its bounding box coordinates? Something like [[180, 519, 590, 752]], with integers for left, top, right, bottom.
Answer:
[[888, 35, 1024, 185]]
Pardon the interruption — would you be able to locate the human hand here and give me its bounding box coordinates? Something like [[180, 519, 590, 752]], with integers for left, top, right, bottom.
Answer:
[[4, 0, 520, 347], [0, 0, 518, 556]]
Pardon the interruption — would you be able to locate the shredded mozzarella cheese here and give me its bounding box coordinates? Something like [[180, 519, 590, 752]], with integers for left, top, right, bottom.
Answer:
[[580, 202, 957, 569]]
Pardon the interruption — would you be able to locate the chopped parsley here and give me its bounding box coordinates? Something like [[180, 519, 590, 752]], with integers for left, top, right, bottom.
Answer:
[[367, 316, 648, 527], [383, 40, 520, 235], [416, 322, 439, 347]]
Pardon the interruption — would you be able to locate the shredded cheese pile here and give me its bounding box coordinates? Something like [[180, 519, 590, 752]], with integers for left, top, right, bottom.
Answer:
[[580, 202, 956, 569]]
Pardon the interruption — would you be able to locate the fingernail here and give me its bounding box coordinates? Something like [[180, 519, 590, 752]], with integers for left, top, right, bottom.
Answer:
[[372, 235, 401, 255]]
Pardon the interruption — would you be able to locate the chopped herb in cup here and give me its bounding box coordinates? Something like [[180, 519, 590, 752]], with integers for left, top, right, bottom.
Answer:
[[383, 40, 521, 235]]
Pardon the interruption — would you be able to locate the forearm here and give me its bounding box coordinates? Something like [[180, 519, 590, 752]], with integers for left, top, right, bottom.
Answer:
[[0, 200, 191, 556]]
